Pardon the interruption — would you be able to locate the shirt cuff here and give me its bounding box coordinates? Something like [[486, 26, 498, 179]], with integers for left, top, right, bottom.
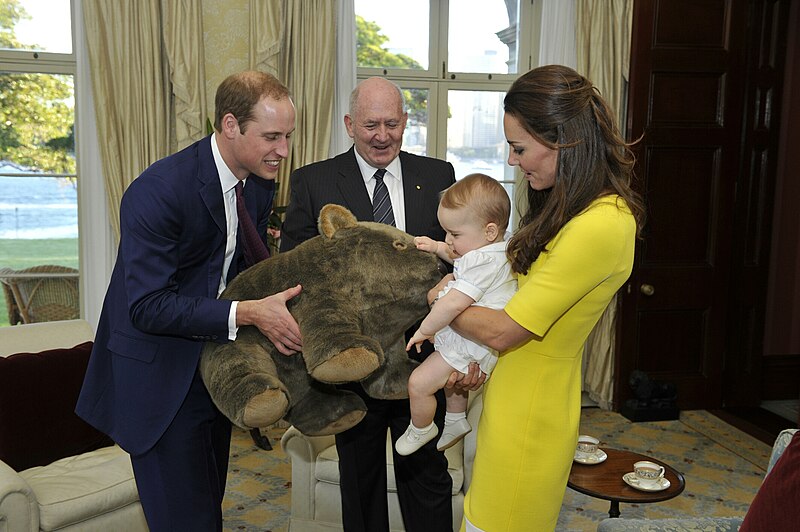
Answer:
[[228, 301, 239, 341]]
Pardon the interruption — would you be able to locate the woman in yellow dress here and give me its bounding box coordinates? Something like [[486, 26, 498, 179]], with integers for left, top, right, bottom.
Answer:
[[445, 65, 646, 531]]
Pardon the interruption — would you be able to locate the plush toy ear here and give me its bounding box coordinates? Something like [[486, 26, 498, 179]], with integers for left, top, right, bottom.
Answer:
[[318, 204, 358, 238]]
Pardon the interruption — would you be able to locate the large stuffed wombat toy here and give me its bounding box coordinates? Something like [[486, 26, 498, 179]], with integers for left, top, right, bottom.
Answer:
[[200, 204, 444, 436]]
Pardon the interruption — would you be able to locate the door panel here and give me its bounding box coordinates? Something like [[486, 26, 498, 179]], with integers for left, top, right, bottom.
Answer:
[[618, 0, 746, 409], [643, 147, 718, 263], [619, 0, 790, 411], [723, 0, 791, 406]]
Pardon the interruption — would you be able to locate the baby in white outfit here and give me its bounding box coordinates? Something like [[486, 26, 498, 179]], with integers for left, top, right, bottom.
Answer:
[[396, 173, 516, 456]]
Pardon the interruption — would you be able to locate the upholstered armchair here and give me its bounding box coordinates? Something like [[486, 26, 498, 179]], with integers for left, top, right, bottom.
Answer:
[[0, 319, 147, 531], [281, 390, 483, 531], [596, 428, 799, 532]]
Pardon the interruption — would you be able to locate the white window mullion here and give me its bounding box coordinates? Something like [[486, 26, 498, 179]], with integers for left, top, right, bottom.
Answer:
[[434, 0, 448, 81], [433, 84, 449, 160]]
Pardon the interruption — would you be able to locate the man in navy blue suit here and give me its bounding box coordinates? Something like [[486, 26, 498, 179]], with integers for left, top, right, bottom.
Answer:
[[281, 77, 456, 532], [76, 71, 303, 531]]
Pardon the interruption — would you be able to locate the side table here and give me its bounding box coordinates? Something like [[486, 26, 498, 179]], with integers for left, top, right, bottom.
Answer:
[[568, 448, 685, 518]]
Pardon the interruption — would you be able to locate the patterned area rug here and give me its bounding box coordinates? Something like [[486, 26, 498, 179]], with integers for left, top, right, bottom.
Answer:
[[223, 426, 292, 531], [555, 409, 771, 530], [223, 409, 773, 531]]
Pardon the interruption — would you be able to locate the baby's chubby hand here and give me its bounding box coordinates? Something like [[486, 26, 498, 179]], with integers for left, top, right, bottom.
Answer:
[[414, 236, 438, 253], [406, 328, 433, 353]]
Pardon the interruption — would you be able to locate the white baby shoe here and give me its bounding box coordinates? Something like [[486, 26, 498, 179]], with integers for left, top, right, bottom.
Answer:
[[436, 418, 472, 451], [395, 423, 439, 456]]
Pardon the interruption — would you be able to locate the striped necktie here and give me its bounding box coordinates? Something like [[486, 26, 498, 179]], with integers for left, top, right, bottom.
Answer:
[[372, 169, 395, 226]]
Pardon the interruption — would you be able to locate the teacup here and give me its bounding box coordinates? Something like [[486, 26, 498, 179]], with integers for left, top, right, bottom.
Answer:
[[576, 435, 599, 455], [633, 460, 665, 486]]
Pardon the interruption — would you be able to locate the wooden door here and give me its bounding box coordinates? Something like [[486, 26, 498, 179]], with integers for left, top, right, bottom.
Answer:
[[618, 0, 749, 410], [618, 0, 791, 411], [722, 0, 791, 408]]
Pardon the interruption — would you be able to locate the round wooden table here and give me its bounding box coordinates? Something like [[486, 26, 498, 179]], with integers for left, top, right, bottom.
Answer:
[[568, 448, 685, 518]]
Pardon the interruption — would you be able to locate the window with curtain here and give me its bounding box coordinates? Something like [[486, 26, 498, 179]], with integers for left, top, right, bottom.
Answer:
[[0, 0, 79, 327], [354, 0, 540, 228]]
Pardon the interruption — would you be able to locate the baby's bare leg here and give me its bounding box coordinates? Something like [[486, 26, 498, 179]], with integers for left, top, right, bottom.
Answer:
[[407, 351, 460, 428], [444, 385, 469, 415]]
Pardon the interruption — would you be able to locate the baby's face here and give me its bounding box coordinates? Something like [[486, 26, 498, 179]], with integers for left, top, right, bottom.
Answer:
[[438, 206, 492, 259]]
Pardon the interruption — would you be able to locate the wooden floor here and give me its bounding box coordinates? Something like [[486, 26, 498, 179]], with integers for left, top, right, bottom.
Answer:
[[712, 406, 798, 445]]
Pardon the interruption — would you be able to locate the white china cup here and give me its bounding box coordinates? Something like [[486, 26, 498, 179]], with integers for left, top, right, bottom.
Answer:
[[633, 460, 665, 487], [576, 435, 599, 455]]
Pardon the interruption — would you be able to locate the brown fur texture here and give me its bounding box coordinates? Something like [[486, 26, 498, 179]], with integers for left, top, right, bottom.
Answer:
[[200, 205, 443, 436]]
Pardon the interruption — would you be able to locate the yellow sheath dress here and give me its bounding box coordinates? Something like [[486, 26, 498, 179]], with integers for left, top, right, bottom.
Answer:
[[463, 195, 636, 531]]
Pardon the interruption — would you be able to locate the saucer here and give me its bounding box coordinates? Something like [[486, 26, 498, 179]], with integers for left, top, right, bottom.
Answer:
[[623, 472, 671, 492], [573, 448, 607, 465]]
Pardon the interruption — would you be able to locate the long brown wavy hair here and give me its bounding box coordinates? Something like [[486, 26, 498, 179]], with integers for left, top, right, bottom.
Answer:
[[505, 65, 645, 275]]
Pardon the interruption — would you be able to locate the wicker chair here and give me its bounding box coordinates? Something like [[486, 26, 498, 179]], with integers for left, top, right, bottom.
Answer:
[[0, 281, 22, 325], [0, 265, 79, 324]]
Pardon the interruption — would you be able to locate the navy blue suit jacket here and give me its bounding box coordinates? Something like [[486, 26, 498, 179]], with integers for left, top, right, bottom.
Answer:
[[76, 136, 274, 456], [280, 147, 455, 251]]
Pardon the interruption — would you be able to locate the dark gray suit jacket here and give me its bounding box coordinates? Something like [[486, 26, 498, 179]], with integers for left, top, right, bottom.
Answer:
[[280, 146, 455, 251], [279, 147, 456, 530]]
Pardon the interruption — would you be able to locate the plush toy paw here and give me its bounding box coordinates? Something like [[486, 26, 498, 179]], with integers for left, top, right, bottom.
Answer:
[[309, 346, 381, 383], [242, 387, 290, 428], [285, 385, 368, 436]]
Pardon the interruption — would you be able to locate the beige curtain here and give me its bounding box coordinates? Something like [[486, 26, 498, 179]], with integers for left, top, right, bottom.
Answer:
[[249, 0, 283, 77], [274, 0, 336, 210], [84, 0, 336, 238], [82, 1, 171, 240], [575, 0, 632, 124], [162, 0, 207, 149], [574, 0, 633, 409], [584, 299, 618, 410]]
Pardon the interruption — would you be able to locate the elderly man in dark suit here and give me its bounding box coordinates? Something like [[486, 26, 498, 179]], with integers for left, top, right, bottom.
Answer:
[[76, 71, 303, 532], [281, 77, 456, 532]]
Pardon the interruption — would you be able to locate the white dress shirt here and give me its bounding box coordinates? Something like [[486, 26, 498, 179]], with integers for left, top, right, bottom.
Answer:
[[211, 134, 243, 339]]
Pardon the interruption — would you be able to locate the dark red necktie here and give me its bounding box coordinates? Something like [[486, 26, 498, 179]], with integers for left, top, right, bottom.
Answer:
[[235, 181, 270, 267]]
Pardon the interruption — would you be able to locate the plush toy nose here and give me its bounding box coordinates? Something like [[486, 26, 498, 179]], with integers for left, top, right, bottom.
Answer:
[[437, 260, 448, 277]]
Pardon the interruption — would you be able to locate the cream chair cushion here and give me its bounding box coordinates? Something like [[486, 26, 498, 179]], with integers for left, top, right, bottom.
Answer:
[[282, 391, 482, 531], [0, 319, 148, 532]]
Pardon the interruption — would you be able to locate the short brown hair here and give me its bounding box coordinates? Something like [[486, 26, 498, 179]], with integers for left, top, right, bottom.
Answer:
[[213, 71, 291, 133], [440, 173, 511, 234]]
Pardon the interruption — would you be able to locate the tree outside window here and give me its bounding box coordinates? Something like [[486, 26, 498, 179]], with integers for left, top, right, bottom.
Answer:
[[0, 0, 78, 327]]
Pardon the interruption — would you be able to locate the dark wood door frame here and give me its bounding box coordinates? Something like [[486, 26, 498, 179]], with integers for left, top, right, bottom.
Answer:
[[616, 0, 797, 412], [723, 0, 794, 408], [761, 0, 800, 408]]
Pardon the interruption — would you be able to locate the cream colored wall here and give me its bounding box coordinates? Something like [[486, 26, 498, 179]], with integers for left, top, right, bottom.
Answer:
[[202, 0, 250, 124]]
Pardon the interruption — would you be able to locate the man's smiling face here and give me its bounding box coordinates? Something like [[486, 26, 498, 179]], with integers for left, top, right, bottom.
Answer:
[[345, 78, 407, 169], [230, 95, 296, 181]]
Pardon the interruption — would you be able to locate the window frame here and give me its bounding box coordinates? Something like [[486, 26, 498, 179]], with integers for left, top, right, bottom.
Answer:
[[0, 0, 78, 174], [356, 0, 542, 228], [0, 50, 75, 69], [0, 0, 80, 325], [357, 0, 541, 83]]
